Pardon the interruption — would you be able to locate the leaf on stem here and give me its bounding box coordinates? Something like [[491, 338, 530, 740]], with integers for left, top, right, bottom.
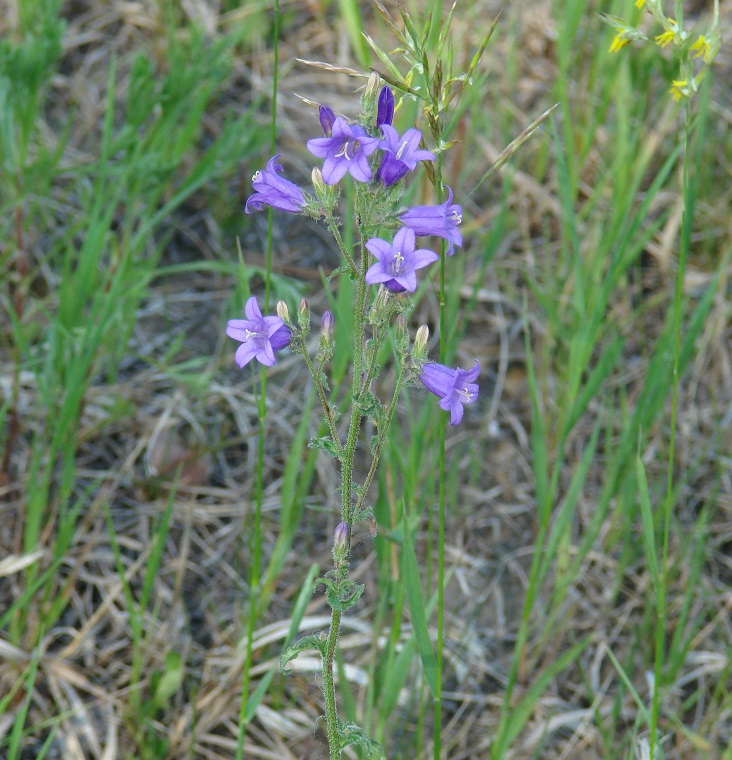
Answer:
[[280, 634, 326, 675]]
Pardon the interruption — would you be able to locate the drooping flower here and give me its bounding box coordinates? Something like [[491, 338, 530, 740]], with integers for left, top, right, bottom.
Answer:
[[307, 117, 381, 185], [420, 360, 480, 426], [245, 155, 306, 214], [364, 227, 438, 293], [376, 125, 435, 186], [226, 296, 291, 368], [399, 186, 463, 255], [376, 86, 394, 128]]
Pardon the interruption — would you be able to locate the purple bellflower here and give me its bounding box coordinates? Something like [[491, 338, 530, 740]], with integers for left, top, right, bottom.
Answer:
[[307, 116, 380, 185], [245, 155, 306, 214], [364, 227, 438, 293], [226, 296, 291, 368], [376, 86, 394, 128], [319, 104, 336, 136], [399, 186, 463, 254], [376, 124, 435, 187], [420, 360, 480, 425]]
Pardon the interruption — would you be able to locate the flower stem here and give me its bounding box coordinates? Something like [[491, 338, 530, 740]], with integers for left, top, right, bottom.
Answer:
[[327, 214, 358, 277], [302, 349, 342, 455], [322, 607, 343, 759], [353, 361, 407, 518]]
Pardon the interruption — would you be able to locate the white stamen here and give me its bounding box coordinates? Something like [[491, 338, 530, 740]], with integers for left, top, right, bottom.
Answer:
[[391, 250, 405, 276], [335, 140, 356, 160], [459, 387, 473, 402]]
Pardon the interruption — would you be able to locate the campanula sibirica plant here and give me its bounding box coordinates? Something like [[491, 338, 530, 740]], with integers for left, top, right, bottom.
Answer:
[[227, 71, 478, 759]]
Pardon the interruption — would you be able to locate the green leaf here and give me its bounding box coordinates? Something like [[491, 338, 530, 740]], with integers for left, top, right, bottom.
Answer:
[[338, 719, 387, 758], [636, 454, 660, 595], [309, 435, 341, 459], [326, 580, 365, 613], [280, 634, 326, 675], [401, 509, 438, 697]]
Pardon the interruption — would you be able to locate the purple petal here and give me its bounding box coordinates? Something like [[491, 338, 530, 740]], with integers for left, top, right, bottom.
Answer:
[[226, 320, 251, 341], [376, 86, 394, 127], [258, 342, 276, 366], [411, 248, 439, 269], [393, 227, 415, 252], [270, 325, 292, 351], [234, 341, 259, 368], [321, 155, 349, 185], [349, 158, 373, 183], [307, 136, 336, 158], [383, 279, 406, 293], [448, 399, 464, 426], [399, 269, 418, 292], [365, 264, 392, 285], [245, 296, 261, 321], [365, 237, 393, 260], [319, 105, 336, 136], [420, 363, 456, 397]]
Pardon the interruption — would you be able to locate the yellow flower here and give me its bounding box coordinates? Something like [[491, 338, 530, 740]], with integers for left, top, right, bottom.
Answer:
[[690, 34, 711, 62], [609, 32, 632, 53], [655, 19, 678, 48], [669, 80, 689, 101], [635, 0, 646, 8]]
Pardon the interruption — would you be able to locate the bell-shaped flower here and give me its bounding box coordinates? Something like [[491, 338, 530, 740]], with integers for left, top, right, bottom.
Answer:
[[399, 186, 463, 254], [376, 125, 435, 187], [245, 155, 306, 214], [364, 227, 438, 293], [420, 360, 480, 425], [307, 117, 380, 185], [226, 296, 291, 368]]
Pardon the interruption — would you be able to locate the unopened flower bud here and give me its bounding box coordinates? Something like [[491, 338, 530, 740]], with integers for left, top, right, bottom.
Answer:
[[276, 300, 290, 323], [376, 86, 394, 127], [319, 104, 335, 137], [333, 521, 348, 550], [312, 167, 326, 195], [361, 71, 381, 123], [321, 311, 334, 344], [298, 298, 310, 329], [395, 314, 408, 343], [413, 324, 429, 358], [365, 71, 381, 100]]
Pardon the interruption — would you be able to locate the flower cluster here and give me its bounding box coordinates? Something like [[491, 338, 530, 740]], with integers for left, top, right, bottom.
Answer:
[[604, 0, 720, 101], [227, 77, 479, 426]]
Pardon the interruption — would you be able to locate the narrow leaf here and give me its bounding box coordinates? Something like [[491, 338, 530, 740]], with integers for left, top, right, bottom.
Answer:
[[401, 510, 438, 697]]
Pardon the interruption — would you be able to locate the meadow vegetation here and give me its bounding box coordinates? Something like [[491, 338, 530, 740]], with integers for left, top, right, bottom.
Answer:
[[0, 0, 731, 758]]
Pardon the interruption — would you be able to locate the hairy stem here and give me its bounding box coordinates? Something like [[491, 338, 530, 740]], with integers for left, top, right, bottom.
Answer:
[[322, 607, 343, 758], [302, 349, 342, 455]]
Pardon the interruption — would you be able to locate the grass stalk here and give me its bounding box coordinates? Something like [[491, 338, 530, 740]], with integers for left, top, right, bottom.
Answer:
[[236, 2, 280, 756], [649, 97, 693, 760]]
